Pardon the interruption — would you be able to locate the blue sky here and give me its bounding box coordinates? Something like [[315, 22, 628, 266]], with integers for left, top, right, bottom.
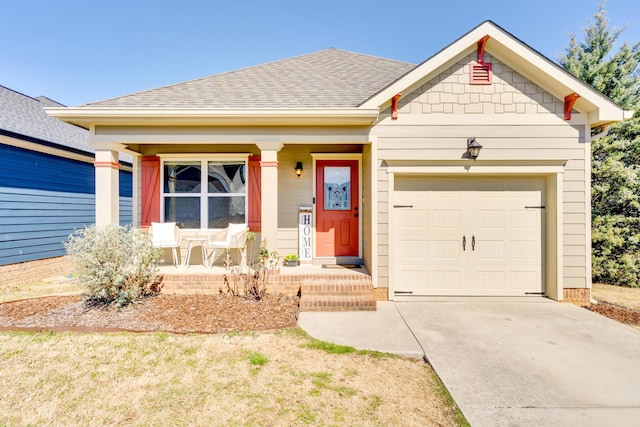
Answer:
[[1, 0, 639, 106]]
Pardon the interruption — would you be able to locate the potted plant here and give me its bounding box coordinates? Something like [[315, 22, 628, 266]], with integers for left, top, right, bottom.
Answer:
[[283, 254, 299, 267]]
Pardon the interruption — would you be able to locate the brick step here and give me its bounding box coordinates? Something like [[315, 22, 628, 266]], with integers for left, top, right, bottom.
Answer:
[[161, 280, 301, 297], [299, 280, 376, 312], [300, 281, 375, 295], [299, 294, 376, 312], [276, 273, 373, 283]]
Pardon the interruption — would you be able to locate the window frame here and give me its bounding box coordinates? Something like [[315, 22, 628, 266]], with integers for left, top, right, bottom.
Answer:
[[159, 153, 250, 230]]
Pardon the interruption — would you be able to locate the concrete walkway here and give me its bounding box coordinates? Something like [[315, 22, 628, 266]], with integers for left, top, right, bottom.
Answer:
[[298, 300, 640, 427]]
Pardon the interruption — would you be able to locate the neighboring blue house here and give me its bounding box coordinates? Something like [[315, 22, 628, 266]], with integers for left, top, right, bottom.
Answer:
[[0, 85, 132, 268]]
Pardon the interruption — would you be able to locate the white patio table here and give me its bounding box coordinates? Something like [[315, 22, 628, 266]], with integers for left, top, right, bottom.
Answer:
[[182, 236, 209, 267]]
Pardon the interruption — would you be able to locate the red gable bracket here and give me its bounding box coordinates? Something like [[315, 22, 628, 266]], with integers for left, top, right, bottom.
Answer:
[[564, 93, 580, 120], [477, 35, 490, 64], [391, 93, 402, 120]]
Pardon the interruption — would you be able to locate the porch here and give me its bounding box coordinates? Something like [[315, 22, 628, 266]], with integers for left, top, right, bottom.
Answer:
[[157, 263, 377, 312]]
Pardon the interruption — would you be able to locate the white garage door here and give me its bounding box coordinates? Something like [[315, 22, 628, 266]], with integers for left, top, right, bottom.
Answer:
[[392, 176, 545, 297]]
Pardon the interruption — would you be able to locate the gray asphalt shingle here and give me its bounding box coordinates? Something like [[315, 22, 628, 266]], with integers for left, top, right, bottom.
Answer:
[[0, 85, 92, 154], [85, 49, 416, 109]]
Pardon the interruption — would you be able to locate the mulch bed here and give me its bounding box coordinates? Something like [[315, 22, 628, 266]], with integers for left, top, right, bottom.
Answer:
[[0, 294, 299, 334], [2, 293, 638, 335], [588, 301, 640, 326]]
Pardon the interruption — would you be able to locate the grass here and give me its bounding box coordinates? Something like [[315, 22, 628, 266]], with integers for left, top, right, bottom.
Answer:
[[0, 328, 464, 426], [0, 277, 82, 303], [0, 280, 466, 425], [592, 283, 640, 311]]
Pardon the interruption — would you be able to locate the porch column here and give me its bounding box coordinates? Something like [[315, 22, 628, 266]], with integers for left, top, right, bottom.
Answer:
[[94, 149, 120, 226], [257, 142, 283, 252], [132, 155, 140, 227]]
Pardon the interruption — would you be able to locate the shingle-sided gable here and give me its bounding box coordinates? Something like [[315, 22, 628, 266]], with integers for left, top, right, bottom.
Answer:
[[85, 49, 416, 109], [391, 52, 566, 116], [364, 21, 628, 127]]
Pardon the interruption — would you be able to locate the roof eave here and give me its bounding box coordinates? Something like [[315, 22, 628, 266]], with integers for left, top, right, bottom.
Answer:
[[45, 108, 380, 128]]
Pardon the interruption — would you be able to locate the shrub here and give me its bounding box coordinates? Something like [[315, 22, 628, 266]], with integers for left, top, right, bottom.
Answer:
[[255, 239, 280, 270], [223, 266, 270, 301], [64, 225, 162, 305]]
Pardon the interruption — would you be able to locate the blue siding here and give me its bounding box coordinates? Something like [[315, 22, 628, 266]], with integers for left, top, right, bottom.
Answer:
[[0, 187, 95, 264], [119, 170, 132, 197], [119, 170, 133, 225], [0, 143, 94, 194], [0, 143, 134, 266], [120, 196, 133, 226]]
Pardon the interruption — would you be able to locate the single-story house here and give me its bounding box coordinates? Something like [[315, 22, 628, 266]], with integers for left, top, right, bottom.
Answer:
[[0, 85, 133, 283], [48, 21, 632, 304]]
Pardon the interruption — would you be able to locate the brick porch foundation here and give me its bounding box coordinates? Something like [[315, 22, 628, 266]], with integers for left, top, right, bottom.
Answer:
[[160, 268, 377, 311], [563, 288, 591, 307]]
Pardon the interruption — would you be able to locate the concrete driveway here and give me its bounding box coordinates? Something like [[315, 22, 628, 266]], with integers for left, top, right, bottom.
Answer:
[[299, 300, 640, 426]]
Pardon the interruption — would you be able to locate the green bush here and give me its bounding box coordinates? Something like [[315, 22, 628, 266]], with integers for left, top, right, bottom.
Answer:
[[64, 225, 162, 305]]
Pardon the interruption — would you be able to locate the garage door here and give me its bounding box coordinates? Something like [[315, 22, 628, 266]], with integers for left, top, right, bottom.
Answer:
[[392, 176, 545, 297]]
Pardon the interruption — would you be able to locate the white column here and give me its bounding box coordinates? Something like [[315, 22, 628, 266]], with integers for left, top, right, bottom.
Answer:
[[132, 156, 140, 227], [94, 149, 120, 226], [257, 142, 283, 252]]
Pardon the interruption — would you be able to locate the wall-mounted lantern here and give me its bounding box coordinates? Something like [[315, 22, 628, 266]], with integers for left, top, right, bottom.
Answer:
[[467, 137, 483, 160], [295, 161, 303, 178]]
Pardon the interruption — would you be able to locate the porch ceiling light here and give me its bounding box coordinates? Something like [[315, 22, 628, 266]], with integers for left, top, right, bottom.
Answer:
[[295, 162, 303, 178], [467, 137, 483, 160]]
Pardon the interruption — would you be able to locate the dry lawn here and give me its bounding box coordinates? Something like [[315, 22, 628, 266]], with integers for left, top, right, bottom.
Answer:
[[0, 329, 463, 426], [592, 283, 640, 311], [0, 277, 81, 303]]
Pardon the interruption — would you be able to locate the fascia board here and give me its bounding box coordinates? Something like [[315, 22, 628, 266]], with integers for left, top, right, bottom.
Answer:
[[45, 108, 380, 128]]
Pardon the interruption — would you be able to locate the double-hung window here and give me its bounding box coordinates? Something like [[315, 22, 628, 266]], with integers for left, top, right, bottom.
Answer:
[[160, 155, 248, 229]]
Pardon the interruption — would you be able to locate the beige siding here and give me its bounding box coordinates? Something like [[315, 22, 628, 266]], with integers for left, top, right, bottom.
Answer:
[[362, 144, 373, 274], [276, 145, 364, 256], [372, 52, 589, 293], [276, 146, 315, 256], [376, 167, 389, 287]]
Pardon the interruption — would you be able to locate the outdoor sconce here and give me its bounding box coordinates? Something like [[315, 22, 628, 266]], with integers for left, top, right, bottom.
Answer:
[[467, 137, 483, 160], [295, 162, 303, 178]]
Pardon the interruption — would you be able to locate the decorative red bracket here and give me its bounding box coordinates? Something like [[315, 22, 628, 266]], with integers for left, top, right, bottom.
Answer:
[[477, 35, 490, 64], [391, 93, 402, 120], [564, 93, 580, 120]]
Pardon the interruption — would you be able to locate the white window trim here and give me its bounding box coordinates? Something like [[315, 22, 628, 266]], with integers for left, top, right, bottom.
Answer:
[[159, 154, 250, 230]]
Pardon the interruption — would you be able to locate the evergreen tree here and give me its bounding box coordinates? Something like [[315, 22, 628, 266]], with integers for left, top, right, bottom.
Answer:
[[559, 4, 640, 286]]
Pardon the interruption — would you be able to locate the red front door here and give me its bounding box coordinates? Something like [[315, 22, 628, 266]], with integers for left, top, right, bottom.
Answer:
[[316, 160, 359, 257]]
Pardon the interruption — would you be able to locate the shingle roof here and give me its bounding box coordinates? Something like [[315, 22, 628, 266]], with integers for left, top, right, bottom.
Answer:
[[0, 85, 92, 154], [85, 49, 416, 109]]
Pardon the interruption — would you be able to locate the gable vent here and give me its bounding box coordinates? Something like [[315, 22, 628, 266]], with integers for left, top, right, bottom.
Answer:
[[470, 62, 492, 85]]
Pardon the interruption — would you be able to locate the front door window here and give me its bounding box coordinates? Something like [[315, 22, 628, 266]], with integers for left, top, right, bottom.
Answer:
[[316, 159, 359, 257], [324, 167, 351, 210]]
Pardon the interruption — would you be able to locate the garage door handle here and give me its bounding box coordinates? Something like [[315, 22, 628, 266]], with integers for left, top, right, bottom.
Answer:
[[462, 235, 466, 251], [472, 235, 475, 251]]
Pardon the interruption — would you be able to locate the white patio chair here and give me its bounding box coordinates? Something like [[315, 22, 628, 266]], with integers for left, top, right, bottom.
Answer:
[[151, 222, 182, 267], [206, 223, 248, 269]]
